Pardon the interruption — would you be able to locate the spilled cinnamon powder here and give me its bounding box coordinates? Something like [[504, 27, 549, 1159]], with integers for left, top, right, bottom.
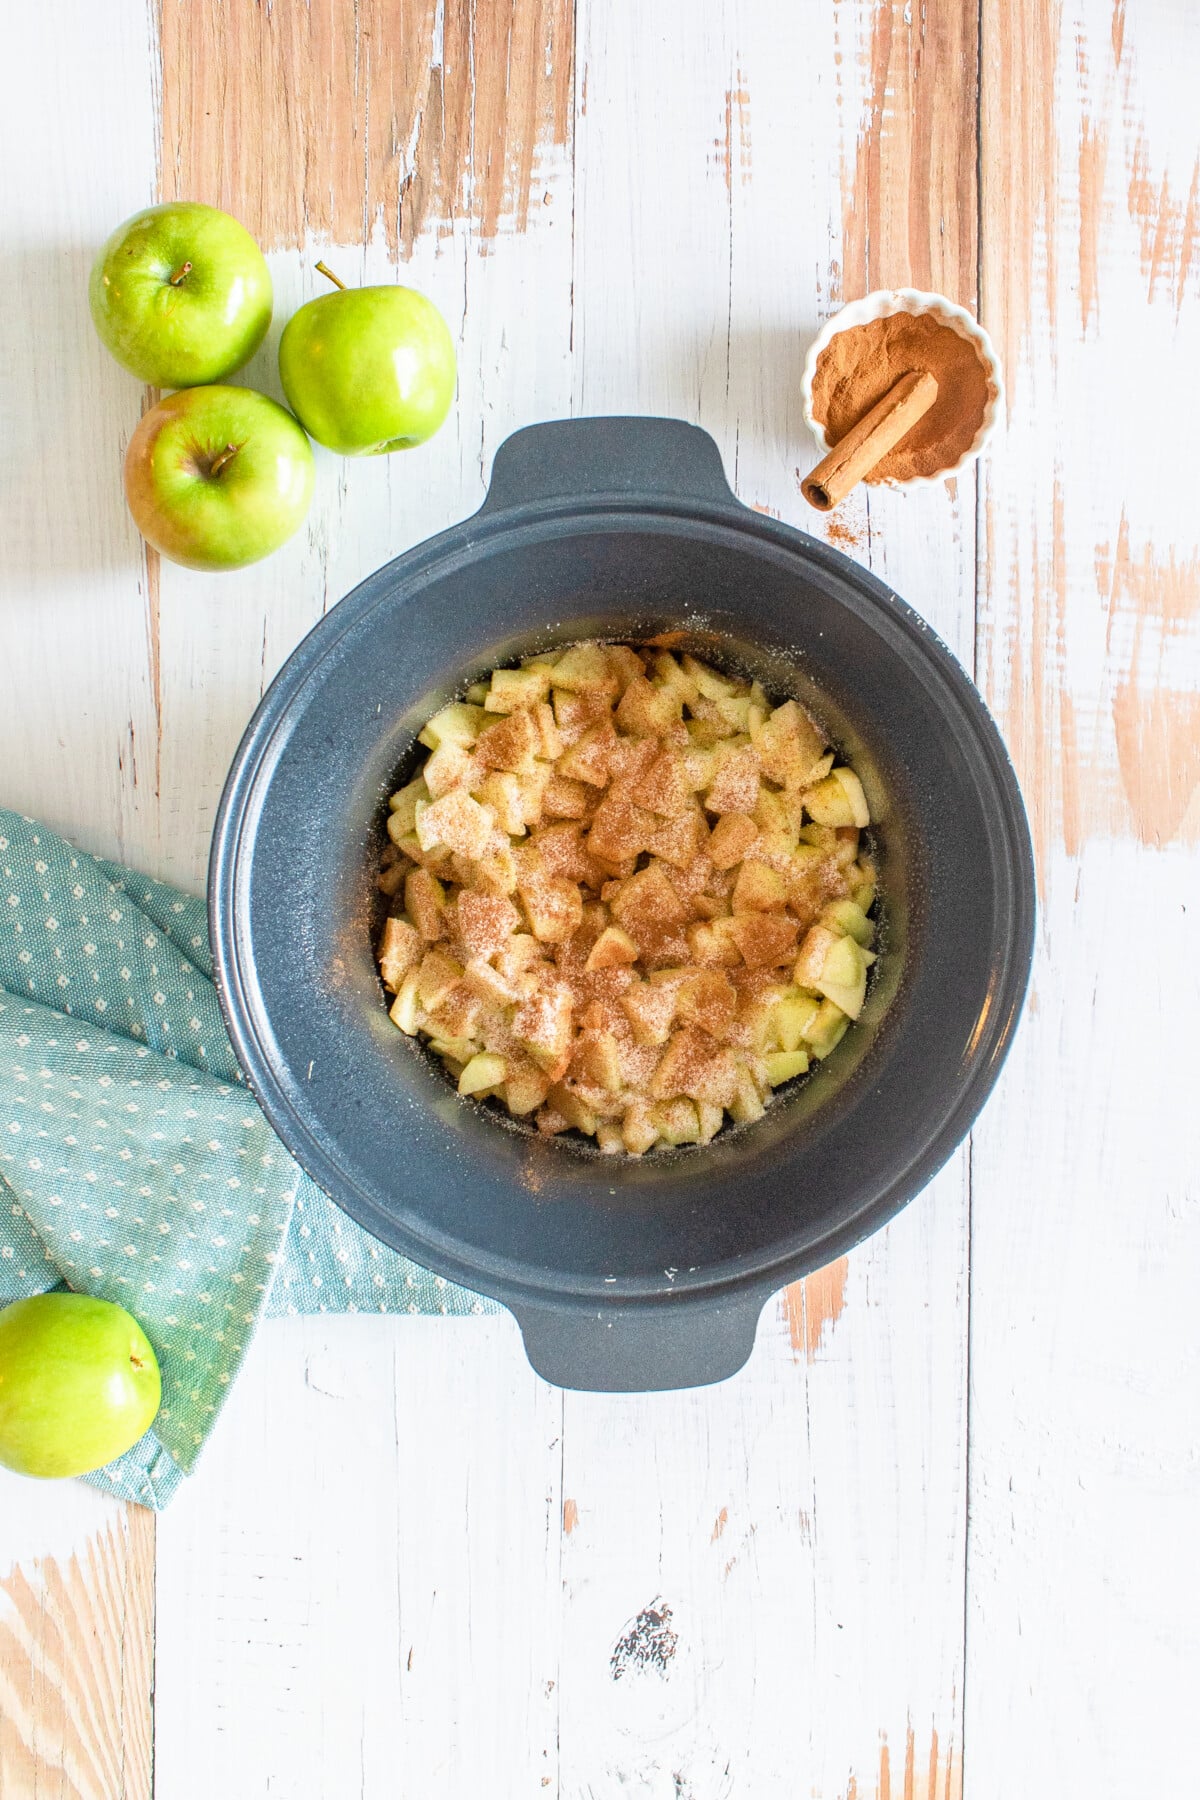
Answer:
[[810, 312, 993, 482]]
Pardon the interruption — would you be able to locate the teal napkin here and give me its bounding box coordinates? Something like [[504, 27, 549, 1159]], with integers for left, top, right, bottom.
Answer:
[[0, 811, 496, 1508]]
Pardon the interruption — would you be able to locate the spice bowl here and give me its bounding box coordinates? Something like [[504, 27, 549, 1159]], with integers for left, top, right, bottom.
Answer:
[[801, 289, 1004, 491]]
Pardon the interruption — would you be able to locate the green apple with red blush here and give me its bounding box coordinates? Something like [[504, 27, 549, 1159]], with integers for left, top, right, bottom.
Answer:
[[279, 262, 457, 455], [124, 385, 315, 571]]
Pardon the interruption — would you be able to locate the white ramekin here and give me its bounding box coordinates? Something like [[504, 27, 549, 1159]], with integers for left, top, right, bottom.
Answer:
[[800, 288, 1004, 490]]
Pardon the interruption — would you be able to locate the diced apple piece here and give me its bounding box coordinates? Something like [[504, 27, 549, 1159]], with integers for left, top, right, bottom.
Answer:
[[515, 764, 551, 828], [696, 1101, 726, 1143], [417, 949, 464, 1014], [753, 699, 828, 789], [675, 968, 737, 1036], [814, 932, 868, 1020], [428, 976, 482, 1039], [803, 773, 858, 828], [831, 765, 870, 827], [456, 889, 520, 959], [728, 912, 799, 968], [378, 916, 423, 992], [422, 742, 474, 798], [728, 1067, 766, 1124], [621, 980, 677, 1046], [646, 809, 709, 869], [851, 862, 877, 913], [388, 775, 430, 833], [615, 675, 680, 737], [652, 1028, 738, 1107], [732, 859, 787, 913], [495, 932, 547, 988], [405, 867, 447, 942], [549, 643, 619, 693], [473, 840, 519, 896], [705, 744, 761, 815], [533, 701, 563, 761], [708, 812, 759, 870], [716, 694, 753, 732], [820, 898, 874, 946], [687, 697, 739, 743], [621, 1098, 660, 1156], [769, 990, 821, 1052], [458, 1052, 507, 1096], [388, 970, 421, 1035], [541, 773, 593, 819], [476, 771, 527, 836], [464, 681, 490, 705], [609, 863, 688, 942], [377, 859, 408, 898], [547, 1083, 599, 1135], [606, 643, 646, 687], [651, 1098, 702, 1145], [484, 667, 551, 713], [687, 917, 744, 967], [631, 747, 691, 817], [586, 925, 640, 971], [552, 687, 612, 744], [430, 1035, 477, 1066], [473, 708, 540, 774], [558, 719, 619, 787], [804, 997, 850, 1058], [416, 791, 497, 859], [503, 1057, 552, 1116], [512, 983, 575, 1069], [572, 1031, 623, 1093], [648, 650, 700, 702], [391, 828, 453, 874], [417, 702, 487, 751], [793, 923, 840, 988], [765, 1049, 810, 1086], [463, 958, 522, 1006], [519, 871, 585, 943], [586, 794, 657, 865], [681, 653, 738, 699]]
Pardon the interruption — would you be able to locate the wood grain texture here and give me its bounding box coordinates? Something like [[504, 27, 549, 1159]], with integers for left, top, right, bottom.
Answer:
[[0, 1491, 154, 1800], [969, 4, 1200, 1796], [837, 0, 978, 307], [158, 0, 574, 256]]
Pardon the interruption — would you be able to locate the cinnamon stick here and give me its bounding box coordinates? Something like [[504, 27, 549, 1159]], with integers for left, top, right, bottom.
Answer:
[[802, 369, 939, 511]]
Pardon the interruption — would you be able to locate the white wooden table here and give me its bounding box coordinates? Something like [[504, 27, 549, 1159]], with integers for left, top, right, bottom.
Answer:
[[2, 4, 1197, 1795]]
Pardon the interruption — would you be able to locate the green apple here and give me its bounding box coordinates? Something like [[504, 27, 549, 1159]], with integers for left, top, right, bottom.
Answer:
[[124, 385, 315, 571], [278, 264, 456, 455], [0, 1293, 161, 1479], [89, 202, 272, 388]]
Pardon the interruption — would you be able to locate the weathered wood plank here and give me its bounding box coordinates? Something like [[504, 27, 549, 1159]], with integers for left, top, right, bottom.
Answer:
[[153, 1316, 563, 1798], [970, 1, 1200, 1794], [0, 5, 162, 873], [564, 3, 975, 1792], [0, 1477, 154, 1800]]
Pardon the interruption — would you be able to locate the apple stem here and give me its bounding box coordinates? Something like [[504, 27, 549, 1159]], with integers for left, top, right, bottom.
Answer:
[[168, 260, 193, 286], [208, 443, 239, 478], [315, 259, 348, 291]]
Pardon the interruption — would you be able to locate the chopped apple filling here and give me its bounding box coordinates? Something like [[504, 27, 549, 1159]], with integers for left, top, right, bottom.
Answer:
[[376, 643, 879, 1153]]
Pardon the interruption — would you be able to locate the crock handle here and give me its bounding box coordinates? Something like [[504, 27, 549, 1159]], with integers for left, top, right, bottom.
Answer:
[[511, 1294, 763, 1393], [481, 416, 736, 513]]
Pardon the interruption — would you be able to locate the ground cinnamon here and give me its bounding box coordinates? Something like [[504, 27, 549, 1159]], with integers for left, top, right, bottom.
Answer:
[[809, 310, 993, 483]]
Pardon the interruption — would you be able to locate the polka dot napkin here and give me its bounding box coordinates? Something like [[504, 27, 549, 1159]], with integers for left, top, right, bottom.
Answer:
[[0, 812, 496, 1508]]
